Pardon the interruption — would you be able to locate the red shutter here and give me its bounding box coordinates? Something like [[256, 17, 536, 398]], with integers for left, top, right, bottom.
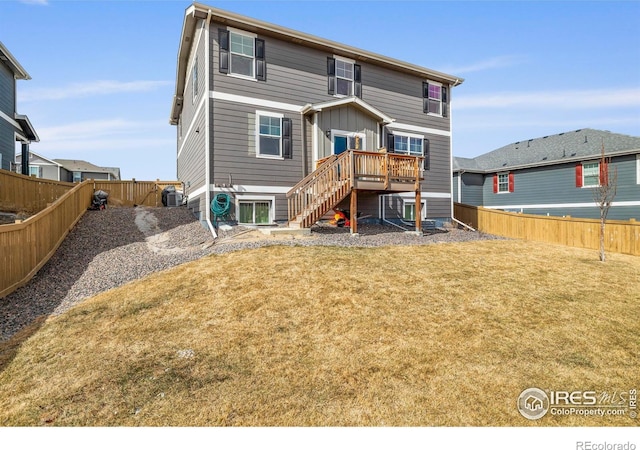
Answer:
[[575, 164, 583, 187], [599, 162, 608, 185], [493, 174, 498, 193], [508, 172, 515, 192]]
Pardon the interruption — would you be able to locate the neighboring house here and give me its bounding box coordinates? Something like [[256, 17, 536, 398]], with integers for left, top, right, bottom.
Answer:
[[14, 150, 64, 180], [54, 159, 121, 182], [0, 41, 39, 173], [15, 154, 121, 182], [453, 129, 640, 220], [170, 3, 463, 232]]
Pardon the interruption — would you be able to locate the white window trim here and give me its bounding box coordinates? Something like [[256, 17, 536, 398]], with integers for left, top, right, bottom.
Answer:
[[235, 194, 275, 225], [227, 27, 258, 82], [333, 55, 355, 98], [391, 130, 424, 156], [330, 129, 366, 154], [497, 172, 510, 194], [402, 199, 427, 221], [582, 161, 600, 188], [426, 79, 443, 117], [636, 154, 639, 184], [256, 110, 284, 160]]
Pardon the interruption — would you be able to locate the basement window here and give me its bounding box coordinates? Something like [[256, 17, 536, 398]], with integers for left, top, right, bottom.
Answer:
[[239, 201, 271, 225]]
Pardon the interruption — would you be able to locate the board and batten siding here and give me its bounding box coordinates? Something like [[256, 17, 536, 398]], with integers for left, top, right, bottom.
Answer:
[[316, 106, 378, 159]]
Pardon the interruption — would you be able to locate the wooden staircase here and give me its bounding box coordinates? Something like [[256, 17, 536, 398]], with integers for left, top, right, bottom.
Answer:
[[287, 150, 424, 229], [287, 151, 353, 229]]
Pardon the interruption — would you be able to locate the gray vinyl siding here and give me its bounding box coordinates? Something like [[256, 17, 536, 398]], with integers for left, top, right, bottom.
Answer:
[[211, 100, 303, 187], [205, 21, 454, 222], [177, 18, 207, 220], [0, 125, 13, 171], [457, 172, 483, 206], [0, 62, 16, 171], [0, 62, 15, 118], [481, 154, 640, 220]]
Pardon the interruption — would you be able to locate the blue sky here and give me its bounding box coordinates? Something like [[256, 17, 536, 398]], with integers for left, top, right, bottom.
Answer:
[[2, 0, 639, 180]]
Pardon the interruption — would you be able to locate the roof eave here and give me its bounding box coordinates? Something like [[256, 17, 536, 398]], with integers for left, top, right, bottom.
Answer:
[[0, 42, 30, 80], [189, 2, 464, 86], [15, 114, 39, 142]]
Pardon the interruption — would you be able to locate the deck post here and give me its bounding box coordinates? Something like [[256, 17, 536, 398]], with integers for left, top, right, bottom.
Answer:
[[415, 187, 422, 234], [350, 189, 358, 234]]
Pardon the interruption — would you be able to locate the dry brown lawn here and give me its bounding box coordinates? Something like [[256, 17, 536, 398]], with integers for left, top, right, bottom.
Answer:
[[0, 240, 638, 426]]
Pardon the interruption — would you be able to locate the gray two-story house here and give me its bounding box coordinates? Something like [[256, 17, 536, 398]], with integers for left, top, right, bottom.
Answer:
[[170, 3, 463, 235], [0, 42, 38, 174], [453, 129, 640, 220]]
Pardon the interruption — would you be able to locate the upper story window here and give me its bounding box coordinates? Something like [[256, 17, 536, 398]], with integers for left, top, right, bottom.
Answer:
[[255, 111, 293, 159], [219, 28, 266, 81], [191, 56, 198, 103], [328, 56, 361, 98], [422, 81, 448, 117]]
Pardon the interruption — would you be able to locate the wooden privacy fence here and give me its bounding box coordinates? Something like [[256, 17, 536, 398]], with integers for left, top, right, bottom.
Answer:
[[0, 176, 182, 299], [454, 202, 640, 256], [92, 180, 183, 207], [0, 180, 93, 298], [0, 169, 74, 213]]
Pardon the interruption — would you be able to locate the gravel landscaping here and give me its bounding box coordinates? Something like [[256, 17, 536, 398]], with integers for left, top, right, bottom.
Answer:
[[0, 206, 502, 342]]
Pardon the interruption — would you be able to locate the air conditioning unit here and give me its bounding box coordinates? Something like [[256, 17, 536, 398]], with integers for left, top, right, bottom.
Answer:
[[166, 192, 183, 207]]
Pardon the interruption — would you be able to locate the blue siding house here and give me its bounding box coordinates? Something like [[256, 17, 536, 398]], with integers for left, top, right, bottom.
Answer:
[[453, 129, 640, 221], [0, 42, 38, 173]]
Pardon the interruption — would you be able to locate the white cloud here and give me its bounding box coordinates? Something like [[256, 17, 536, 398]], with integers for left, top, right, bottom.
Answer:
[[19, 0, 49, 4], [440, 55, 526, 74], [454, 87, 640, 110], [20, 80, 173, 102]]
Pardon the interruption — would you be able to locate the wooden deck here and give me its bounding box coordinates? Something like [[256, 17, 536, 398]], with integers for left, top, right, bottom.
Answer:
[[287, 150, 423, 233]]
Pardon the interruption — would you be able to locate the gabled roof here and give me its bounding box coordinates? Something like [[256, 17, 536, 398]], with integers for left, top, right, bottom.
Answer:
[[54, 159, 120, 179], [15, 151, 61, 166], [454, 129, 640, 173], [301, 96, 394, 124], [170, 2, 464, 124], [0, 41, 30, 80], [15, 114, 39, 142]]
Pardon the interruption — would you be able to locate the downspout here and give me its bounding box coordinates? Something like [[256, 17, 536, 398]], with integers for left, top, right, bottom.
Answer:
[[204, 9, 217, 238], [449, 82, 455, 224]]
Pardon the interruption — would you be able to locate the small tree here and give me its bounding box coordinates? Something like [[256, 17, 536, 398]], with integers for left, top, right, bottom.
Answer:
[[593, 141, 618, 262]]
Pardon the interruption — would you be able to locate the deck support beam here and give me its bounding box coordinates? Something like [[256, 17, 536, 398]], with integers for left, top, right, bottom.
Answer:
[[350, 189, 358, 234], [415, 188, 422, 234]]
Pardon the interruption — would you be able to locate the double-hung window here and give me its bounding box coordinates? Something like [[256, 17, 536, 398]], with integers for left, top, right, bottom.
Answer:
[[582, 162, 600, 187], [327, 56, 362, 98], [219, 28, 266, 81], [256, 111, 293, 159], [422, 81, 448, 117], [493, 172, 514, 193]]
